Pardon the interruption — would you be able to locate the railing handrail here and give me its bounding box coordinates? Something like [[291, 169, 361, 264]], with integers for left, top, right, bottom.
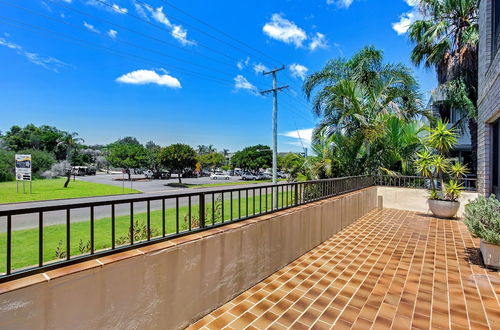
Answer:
[[0, 175, 371, 217]]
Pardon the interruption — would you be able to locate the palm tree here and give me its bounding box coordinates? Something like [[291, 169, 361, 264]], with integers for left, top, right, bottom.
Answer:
[[408, 0, 479, 173], [303, 46, 426, 143]]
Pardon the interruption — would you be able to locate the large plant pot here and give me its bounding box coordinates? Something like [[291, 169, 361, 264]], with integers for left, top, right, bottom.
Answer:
[[480, 240, 500, 269], [428, 199, 460, 219]]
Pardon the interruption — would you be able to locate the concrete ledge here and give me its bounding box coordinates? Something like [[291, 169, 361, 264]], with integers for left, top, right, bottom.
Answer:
[[376, 186, 478, 217], [0, 187, 377, 330]]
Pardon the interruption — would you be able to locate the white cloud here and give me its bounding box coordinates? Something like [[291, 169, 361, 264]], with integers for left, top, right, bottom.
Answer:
[[253, 63, 269, 74], [112, 4, 128, 14], [0, 36, 71, 72], [107, 29, 117, 39], [281, 128, 313, 148], [116, 69, 181, 88], [262, 14, 307, 48], [237, 57, 250, 70], [263, 14, 328, 51], [83, 21, 100, 34], [289, 63, 309, 80], [392, 0, 421, 35], [234, 75, 257, 94], [326, 0, 354, 8], [139, 5, 194, 46], [309, 32, 328, 51]]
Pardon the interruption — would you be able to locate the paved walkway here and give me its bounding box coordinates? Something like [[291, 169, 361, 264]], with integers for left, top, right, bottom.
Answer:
[[188, 209, 500, 329]]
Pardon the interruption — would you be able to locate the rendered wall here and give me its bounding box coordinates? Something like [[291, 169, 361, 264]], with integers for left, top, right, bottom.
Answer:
[[0, 187, 377, 330], [377, 186, 478, 217]]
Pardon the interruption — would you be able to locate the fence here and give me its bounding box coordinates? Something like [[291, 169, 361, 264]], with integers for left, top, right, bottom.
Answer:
[[0, 176, 374, 283], [375, 175, 477, 192]]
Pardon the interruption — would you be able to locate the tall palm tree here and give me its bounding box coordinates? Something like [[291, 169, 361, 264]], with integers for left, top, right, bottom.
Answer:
[[303, 46, 426, 140], [408, 0, 479, 173]]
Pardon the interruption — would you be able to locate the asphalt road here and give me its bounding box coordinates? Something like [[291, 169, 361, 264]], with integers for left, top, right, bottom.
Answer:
[[0, 175, 282, 232]]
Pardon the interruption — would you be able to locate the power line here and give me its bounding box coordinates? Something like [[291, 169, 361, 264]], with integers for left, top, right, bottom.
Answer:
[[157, 0, 282, 67], [0, 15, 236, 86], [0, 0, 240, 78]]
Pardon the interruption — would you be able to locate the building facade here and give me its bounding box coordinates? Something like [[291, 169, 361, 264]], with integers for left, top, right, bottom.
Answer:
[[478, 0, 500, 195]]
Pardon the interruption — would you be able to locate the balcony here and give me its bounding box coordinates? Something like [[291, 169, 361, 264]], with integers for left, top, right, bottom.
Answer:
[[0, 177, 498, 329]]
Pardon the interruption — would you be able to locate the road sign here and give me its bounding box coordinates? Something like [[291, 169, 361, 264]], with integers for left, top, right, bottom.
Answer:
[[15, 154, 32, 181]]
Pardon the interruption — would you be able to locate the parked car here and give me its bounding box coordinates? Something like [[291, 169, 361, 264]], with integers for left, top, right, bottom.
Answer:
[[72, 166, 96, 176], [182, 170, 199, 178], [211, 171, 230, 180], [256, 172, 272, 180], [241, 172, 257, 181], [277, 172, 287, 179], [144, 170, 170, 180]]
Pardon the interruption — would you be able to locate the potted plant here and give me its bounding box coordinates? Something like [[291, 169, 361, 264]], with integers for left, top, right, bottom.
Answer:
[[463, 195, 500, 269], [415, 120, 468, 218]]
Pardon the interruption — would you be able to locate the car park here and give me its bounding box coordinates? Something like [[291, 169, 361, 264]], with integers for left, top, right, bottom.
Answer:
[[256, 172, 272, 180]]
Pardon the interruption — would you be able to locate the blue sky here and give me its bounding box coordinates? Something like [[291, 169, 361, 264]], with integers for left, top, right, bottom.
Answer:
[[0, 0, 434, 152]]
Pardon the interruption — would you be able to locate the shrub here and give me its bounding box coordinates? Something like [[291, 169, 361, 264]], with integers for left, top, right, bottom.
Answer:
[[463, 195, 500, 245], [0, 149, 15, 182]]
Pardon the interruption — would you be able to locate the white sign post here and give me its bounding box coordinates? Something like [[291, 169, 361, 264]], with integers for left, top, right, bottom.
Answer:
[[15, 154, 32, 194]]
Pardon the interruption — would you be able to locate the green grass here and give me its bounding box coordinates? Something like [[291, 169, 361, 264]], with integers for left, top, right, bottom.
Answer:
[[0, 178, 139, 204], [0, 190, 295, 273]]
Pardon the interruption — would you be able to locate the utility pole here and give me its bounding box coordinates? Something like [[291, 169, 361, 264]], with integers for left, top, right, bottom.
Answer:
[[260, 66, 288, 209]]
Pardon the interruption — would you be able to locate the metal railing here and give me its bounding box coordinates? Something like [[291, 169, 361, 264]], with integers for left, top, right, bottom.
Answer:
[[0, 176, 374, 282], [375, 175, 477, 191]]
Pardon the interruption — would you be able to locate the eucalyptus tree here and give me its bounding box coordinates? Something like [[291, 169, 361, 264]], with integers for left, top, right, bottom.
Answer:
[[408, 0, 479, 172]]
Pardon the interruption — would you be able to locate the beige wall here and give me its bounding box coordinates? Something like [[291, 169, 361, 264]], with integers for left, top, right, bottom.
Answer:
[[377, 186, 478, 217], [0, 187, 377, 330]]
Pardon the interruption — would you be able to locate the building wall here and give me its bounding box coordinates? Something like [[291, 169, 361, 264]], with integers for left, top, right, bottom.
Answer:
[[478, 0, 500, 194], [0, 188, 377, 330]]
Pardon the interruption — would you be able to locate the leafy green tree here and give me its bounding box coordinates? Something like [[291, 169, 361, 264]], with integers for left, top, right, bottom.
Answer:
[[408, 0, 479, 173], [198, 152, 226, 170], [107, 141, 148, 180], [145, 141, 162, 171], [160, 144, 197, 183], [279, 153, 305, 181], [0, 149, 15, 182], [231, 145, 272, 172]]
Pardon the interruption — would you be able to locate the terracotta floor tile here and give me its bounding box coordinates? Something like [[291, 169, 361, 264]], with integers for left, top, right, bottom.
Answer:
[[187, 209, 500, 329]]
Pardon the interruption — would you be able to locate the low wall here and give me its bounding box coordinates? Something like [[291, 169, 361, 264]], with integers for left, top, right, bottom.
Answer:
[[377, 186, 478, 217], [0, 187, 377, 330]]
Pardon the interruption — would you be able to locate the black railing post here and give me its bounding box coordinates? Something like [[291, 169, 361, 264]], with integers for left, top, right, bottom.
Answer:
[[6, 215, 11, 275], [199, 193, 205, 228], [294, 184, 299, 206], [38, 212, 43, 267]]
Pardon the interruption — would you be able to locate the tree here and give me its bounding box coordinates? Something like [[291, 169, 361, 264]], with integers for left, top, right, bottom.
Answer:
[[304, 46, 425, 137], [145, 141, 162, 171], [198, 152, 226, 170], [0, 149, 15, 182], [160, 144, 197, 183], [107, 141, 148, 180], [231, 145, 272, 172], [17, 149, 56, 178], [279, 153, 306, 181], [408, 0, 479, 173]]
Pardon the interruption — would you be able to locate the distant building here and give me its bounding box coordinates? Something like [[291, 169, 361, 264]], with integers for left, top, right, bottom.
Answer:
[[478, 0, 500, 195]]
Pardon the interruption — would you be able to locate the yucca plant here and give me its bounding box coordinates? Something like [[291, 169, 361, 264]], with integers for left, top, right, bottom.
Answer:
[[415, 120, 465, 201]]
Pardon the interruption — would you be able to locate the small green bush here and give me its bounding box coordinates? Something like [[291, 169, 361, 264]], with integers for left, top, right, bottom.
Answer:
[[463, 195, 500, 245], [0, 149, 15, 182]]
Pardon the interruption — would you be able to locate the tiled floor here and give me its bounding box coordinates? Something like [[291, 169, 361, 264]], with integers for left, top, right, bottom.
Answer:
[[187, 209, 500, 329]]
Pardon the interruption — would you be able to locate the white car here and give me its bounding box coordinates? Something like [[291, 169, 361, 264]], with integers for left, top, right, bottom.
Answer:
[[210, 172, 230, 180]]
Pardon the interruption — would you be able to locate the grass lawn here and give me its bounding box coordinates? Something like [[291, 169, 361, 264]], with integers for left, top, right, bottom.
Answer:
[[0, 190, 295, 273], [0, 178, 139, 204]]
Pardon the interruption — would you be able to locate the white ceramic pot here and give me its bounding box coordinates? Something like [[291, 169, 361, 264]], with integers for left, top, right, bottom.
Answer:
[[480, 239, 500, 269], [428, 199, 460, 219]]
